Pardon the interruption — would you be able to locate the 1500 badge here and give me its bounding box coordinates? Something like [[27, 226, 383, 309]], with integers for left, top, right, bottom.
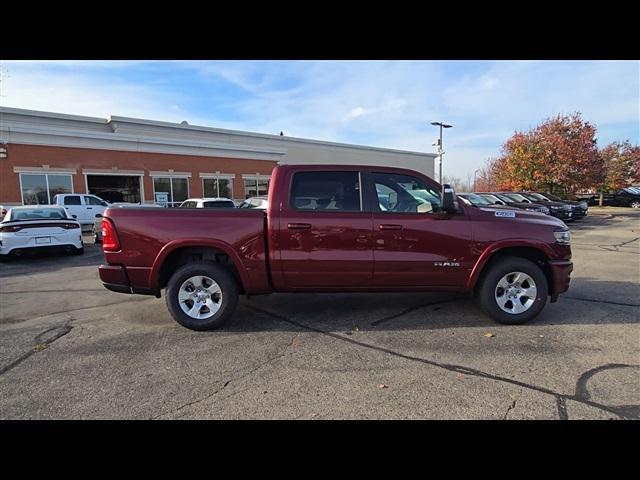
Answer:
[[495, 211, 516, 218], [434, 261, 461, 267]]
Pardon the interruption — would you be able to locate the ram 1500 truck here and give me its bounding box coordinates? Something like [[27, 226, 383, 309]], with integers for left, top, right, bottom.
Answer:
[[99, 164, 573, 331]]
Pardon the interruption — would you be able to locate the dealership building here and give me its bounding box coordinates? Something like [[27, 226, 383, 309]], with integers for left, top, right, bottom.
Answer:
[[0, 107, 436, 207]]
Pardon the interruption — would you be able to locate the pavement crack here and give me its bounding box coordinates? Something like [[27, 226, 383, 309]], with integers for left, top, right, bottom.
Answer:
[[370, 297, 461, 326], [0, 323, 73, 376], [503, 399, 517, 420], [152, 333, 298, 419], [563, 296, 640, 307], [246, 304, 640, 420], [556, 396, 569, 420]]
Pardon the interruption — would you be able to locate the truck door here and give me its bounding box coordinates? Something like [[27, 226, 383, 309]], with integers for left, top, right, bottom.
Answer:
[[61, 195, 86, 223], [278, 170, 374, 288], [84, 195, 108, 221], [368, 171, 473, 287]]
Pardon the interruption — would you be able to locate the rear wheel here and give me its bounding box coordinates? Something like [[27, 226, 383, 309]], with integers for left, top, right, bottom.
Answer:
[[631, 201, 640, 209], [93, 225, 102, 244], [165, 261, 239, 331], [72, 246, 84, 255], [476, 256, 548, 325]]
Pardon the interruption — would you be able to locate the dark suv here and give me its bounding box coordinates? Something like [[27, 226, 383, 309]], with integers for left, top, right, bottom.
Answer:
[[476, 193, 551, 215], [520, 192, 588, 219]]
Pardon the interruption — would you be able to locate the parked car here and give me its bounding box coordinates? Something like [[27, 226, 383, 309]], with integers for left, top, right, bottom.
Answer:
[[496, 192, 572, 220], [238, 196, 269, 210], [93, 203, 162, 243], [475, 193, 552, 216], [520, 192, 588, 219], [99, 164, 573, 331], [577, 187, 640, 207], [179, 198, 236, 209], [457, 193, 520, 211], [0, 206, 83, 258], [52, 194, 110, 227]]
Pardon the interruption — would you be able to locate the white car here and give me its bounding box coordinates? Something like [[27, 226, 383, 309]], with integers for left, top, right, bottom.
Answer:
[[238, 196, 268, 210], [0, 206, 83, 258], [179, 198, 236, 209]]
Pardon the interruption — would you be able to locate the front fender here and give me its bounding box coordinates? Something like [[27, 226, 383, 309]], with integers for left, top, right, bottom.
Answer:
[[466, 239, 555, 290]]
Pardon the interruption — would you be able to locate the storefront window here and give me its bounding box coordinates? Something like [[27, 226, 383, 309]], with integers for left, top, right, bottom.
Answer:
[[203, 177, 234, 199], [153, 177, 190, 207], [243, 177, 270, 199], [20, 173, 73, 205]]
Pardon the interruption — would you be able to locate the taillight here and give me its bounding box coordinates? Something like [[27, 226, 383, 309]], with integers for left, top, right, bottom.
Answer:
[[102, 218, 120, 252], [0, 225, 22, 233]]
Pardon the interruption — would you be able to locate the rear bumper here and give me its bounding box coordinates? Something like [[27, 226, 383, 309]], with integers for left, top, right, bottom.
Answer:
[[99, 265, 158, 296], [548, 259, 573, 301]]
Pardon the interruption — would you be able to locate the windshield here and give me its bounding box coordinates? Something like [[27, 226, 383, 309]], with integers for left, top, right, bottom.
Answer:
[[493, 193, 515, 203], [503, 193, 530, 202], [624, 187, 640, 195], [523, 192, 548, 201], [203, 201, 235, 208], [540, 192, 561, 201], [479, 194, 502, 204], [460, 193, 492, 206], [10, 208, 68, 221]]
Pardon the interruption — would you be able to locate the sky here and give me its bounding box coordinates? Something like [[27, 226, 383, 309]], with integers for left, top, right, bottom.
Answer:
[[1, 60, 638, 180]]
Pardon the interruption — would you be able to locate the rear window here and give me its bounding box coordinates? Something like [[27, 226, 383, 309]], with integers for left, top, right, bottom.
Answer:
[[11, 208, 68, 221], [290, 171, 361, 211], [63, 195, 82, 205], [203, 201, 235, 209]]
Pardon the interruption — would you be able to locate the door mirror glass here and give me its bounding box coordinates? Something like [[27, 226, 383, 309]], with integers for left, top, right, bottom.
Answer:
[[95, 213, 102, 218], [441, 184, 457, 213]]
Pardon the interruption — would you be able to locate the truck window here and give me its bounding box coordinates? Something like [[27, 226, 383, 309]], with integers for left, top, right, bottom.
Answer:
[[371, 172, 441, 214], [290, 171, 361, 211], [203, 201, 235, 208], [84, 195, 107, 206], [63, 195, 82, 205]]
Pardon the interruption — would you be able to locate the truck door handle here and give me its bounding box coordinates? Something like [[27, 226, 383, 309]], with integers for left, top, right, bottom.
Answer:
[[86, 207, 93, 209], [287, 223, 311, 230], [379, 224, 402, 230]]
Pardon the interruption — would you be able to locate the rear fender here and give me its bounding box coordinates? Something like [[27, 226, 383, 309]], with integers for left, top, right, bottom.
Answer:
[[149, 239, 251, 292]]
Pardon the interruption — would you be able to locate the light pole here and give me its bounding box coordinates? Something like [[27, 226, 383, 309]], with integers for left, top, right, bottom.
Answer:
[[431, 121, 452, 185], [474, 168, 480, 192]]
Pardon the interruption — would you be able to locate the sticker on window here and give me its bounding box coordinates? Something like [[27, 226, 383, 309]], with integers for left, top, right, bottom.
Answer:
[[495, 211, 516, 218]]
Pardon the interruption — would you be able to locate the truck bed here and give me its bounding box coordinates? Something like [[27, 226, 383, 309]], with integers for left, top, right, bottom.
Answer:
[[100, 207, 270, 294]]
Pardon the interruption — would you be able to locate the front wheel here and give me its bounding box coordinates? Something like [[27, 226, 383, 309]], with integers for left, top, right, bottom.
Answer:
[[476, 256, 548, 325], [631, 201, 640, 209], [165, 261, 239, 331]]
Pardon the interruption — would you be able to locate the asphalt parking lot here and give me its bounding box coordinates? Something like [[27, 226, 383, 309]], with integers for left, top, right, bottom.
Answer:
[[1, 208, 638, 420]]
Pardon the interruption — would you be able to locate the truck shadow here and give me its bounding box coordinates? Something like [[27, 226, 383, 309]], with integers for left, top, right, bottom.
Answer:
[[224, 278, 639, 333]]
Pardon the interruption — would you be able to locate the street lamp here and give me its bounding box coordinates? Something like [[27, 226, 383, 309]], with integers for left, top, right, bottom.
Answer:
[[430, 122, 452, 185]]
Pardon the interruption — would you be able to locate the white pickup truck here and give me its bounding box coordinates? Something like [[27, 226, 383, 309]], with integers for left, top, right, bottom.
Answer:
[[52, 194, 110, 226]]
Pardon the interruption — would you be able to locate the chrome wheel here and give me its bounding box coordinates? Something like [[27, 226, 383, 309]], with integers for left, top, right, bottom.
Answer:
[[178, 275, 223, 320], [631, 201, 640, 209], [494, 271, 537, 314]]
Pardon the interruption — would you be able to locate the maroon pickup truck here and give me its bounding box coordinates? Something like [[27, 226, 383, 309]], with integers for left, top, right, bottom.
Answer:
[[99, 164, 573, 331]]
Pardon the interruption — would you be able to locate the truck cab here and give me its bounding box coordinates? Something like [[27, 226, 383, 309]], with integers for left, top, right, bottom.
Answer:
[[53, 194, 109, 226]]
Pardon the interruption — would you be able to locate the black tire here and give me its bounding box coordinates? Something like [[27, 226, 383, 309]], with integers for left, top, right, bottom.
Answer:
[[93, 226, 102, 244], [73, 246, 84, 255], [165, 261, 239, 331], [476, 256, 548, 325]]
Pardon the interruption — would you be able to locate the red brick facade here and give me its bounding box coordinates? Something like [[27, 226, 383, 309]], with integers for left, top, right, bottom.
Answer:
[[0, 143, 277, 205]]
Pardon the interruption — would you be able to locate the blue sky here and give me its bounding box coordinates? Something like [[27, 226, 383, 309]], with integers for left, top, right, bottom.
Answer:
[[1, 60, 638, 179]]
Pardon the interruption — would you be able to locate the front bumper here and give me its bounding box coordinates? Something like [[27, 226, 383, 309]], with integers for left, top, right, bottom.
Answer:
[[548, 259, 573, 301], [549, 209, 573, 221]]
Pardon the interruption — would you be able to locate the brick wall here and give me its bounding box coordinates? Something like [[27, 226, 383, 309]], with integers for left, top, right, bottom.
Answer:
[[0, 144, 277, 204]]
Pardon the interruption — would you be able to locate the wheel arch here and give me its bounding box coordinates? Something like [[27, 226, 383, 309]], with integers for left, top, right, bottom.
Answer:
[[469, 243, 554, 295], [151, 241, 248, 294]]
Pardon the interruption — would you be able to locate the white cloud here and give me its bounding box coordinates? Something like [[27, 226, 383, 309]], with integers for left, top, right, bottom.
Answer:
[[1, 60, 637, 179]]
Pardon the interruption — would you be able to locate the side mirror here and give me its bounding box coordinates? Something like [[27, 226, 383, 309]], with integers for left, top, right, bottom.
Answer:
[[441, 184, 457, 213], [72, 215, 77, 219], [95, 213, 102, 218]]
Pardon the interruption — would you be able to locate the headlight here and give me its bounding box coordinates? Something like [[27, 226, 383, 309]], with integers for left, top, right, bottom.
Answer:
[[550, 205, 560, 210], [580, 201, 588, 208], [554, 229, 570, 244], [542, 207, 550, 214]]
